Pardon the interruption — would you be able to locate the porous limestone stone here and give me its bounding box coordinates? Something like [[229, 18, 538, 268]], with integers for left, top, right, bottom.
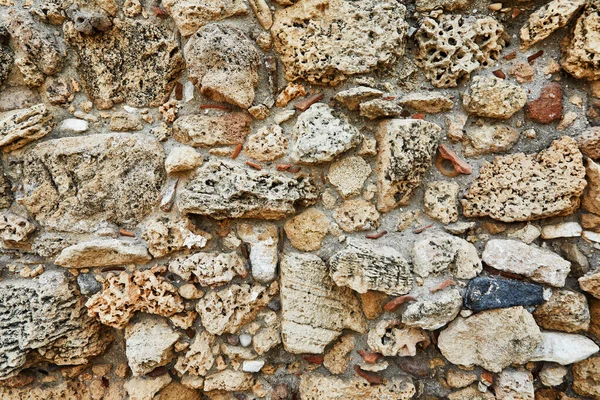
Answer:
[[244, 125, 288, 162], [0, 211, 35, 244], [520, 0, 586, 49], [173, 112, 251, 148], [284, 208, 329, 252], [175, 330, 215, 377], [169, 252, 246, 286], [203, 370, 254, 392], [578, 127, 600, 159], [109, 111, 142, 132], [64, 19, 184, 109], [462, 124, 519, 157], [0, 382, 93, 400], [13, 133, 164, 232], [583, 158, 600, 215], [290, 103, 361, 164], [177, 160, 319, 220], [124, 375, 172, 400], [415, 14, 506, 88], [253, 314, 281, 355], [323, 335, 354, 375], [376, 118, 442, 212], [184, 24, 259, 109], [327, 156, 371, 198], [539, 364, 568, 387], [533, 289, 590, 332], [438, 307, 542, 373], [398, 92, 454, 113], [280, 252, 366, 354], [334, 86, 383, 111], [143, 215, 209, 258], [0, 163, 12, 209], [237, 222, 278, 282], [482, 239, 571, 287], [0, 104, 54, 152], [561, 4, 600, 80], [55, 238, 151, 268], [462, 136, 586, 222], [86, 267, 185, 329], [333, 198, 380, 232], [423, 181, 459, 224], [580, 270, 600, 298], [271, 0, 409, 85], [165, 146, 203, 174], [359, 98, 403, 120], [329, 239, 413, 296], [299, 373, 416, 400], [196, 283, 271, 335], [448, 386, 495, 400], [0, 40, 12, 89], [125, 315, 180, 376], [530, 331, 599, 365], [163, 0, 248, 36], [494, 368, 534, 400], [446, 369, 478, 389], [412, 231, 482, 279], [402, 289, 463, 330], [416, 0, 472, 12], [462, 77, 527, 120], [367, 320, 430, 357], [573, 356, 600, 398]]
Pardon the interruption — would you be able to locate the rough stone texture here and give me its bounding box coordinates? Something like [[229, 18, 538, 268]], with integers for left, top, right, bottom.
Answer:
[[579, 270, 600, 299], [11, 133, 164, 232], [533, 289, 590, 332], [165, 146, 203, 174], [64, 19, 184, 109], [0, 382, 94, 400], [125, 375, 172, 400], [290, 103, 361, 164], [464, 276, 545, 311], [244, 125, 288, 162], [359, 98, 403, 120], [175, 330, 215, 377], [462, 124, 519, 158], [561, 4, 600, 81], [0, 211, 35, 244], [520, 0, 586, 49], [299, 374, 416, 400], [375, 119, 442, 212], [578, 127, 600, 159], [415, 14, 506, 88], [184, 24, 259, 109], [329, 239, 412, 296], [367, 320, 430, 357], [462, 77, 527, 120], [540, 364, 568, 387], [398, 92, 454, 113], [482, 239, 571, 287], [284, 208, 329, 251], [271, 0, 408, 85], [334, 86, 383, 111], [143, 215, 209, 258], [173, 112, 251, 148], [448, 385, 495, 400], [438, 307, 542, 373], [333, 198, 380, 232], [163, 0, 248, 36], [416, 0, 472, 12], [531, 331, 599, 365], [573, 356, 600, 398], [423, 181, 459, 224], [495, 368, 535, 400], [402, 289, 462, 330], [237, 222, 278, 283], [177, 160, 319, 220], [55, 238, 152, 268], [0, 272, 111, 379], [583, 158, 600, 216], [0, 104, 53, 154], [203, 370, 254, 392], [526, 83, 563, 124], [327, 156, 371, 198], [462, 137, 586, 222], [169, 252, 246, 286], [280, 253, 366, 354], [0, 163, 12, 209]]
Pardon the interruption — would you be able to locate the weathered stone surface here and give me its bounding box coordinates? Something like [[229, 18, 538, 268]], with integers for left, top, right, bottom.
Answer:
[[175, 330, 215, 377], [375, 119, 442, 212], [462, 77, 527, 120], [464, 276, 545, 312], [423, 181, 459, 224], [533, 289, 590, 332], [0, 42, 12, 88], [125, 315, 180, 376], [573, 356, 600, 398], [520, 0, 586, 49], [333, 198, 380, 232], [238, 222, 278, 283], [415, 14, 506, 88], [0, 211, 35, 244], [12, 133, 164, 232], [125, 374, 172, 400], [540, 364, 568, 387], [109, 111, 142, 132], [165, 146, 203, 174], [329, 239, 412, 296], [541, 221, 582, 239], [462, 124, 519, 158], [367, 320, 430, 356], [334, 86, 383, 111], [86, 267, 185, 329], [163, 0, 248, 36], [561, 4, 600, 80], [447, 369, 478, 389], [482, 239, 571, 287], [579, 270, 600, 299], [323, 334, 354, 375], [0, 104, 54, 152], [530, 331, 599, 365], [402, 289, 462, 330], [271, 0, 408, 85], [526, 83, 563, 124], [177, 160, 319, 220], [359, 98, 403, 120], [583, 159, 600, 216], [327, 156, 371, 198], [0, 381, 93, 400], [64, 19, 184, 109], [143, 215, 209, 258], [284, 208, 329, 252], [173, 112, 251, 148], [438, 307, 542, 373], [412, 231, 482, 279], [55, 238, 151, 268], [290, 103, 361, 164], [462, 137, 586, 222], [495, 368, 534, 400], [184, 24, 258, 109], [448, 385, 495, 400], [578, 127, 600, 159], [398, 92, 454, 113], [280, 252, 366, 354], [0, 272, 111, 379], [299, 373, 416, 400], [0, 163, 12, 209], [169, 252, 246, 286], [244, 125, 287, 162]]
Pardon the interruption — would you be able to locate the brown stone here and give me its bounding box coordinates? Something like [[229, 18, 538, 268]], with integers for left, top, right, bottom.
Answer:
[[533, 289, 590, 333], [360, 291, 388, 320], [590, 298, 600, 339], [526, 83, 563, 124], [573, 356, 600, 398], [578, 127, 600, 159], [582, 213, 600, 232]]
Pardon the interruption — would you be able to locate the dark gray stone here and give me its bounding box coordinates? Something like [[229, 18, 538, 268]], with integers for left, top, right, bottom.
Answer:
[[77, 273, 102, 296], [464, 276, 545, 311]]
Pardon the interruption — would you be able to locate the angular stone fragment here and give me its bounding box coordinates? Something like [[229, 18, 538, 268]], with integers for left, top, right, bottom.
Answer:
[[64, 19, 184, 109], [173, 112, 252, 148], [271, 0, 408, 85], [462, 137, 586, 222], [0, 272, 111, 379], [482, 239, 571, 287], [539, 364, 567, 387], [125, 375, 172, 400], [402, 289, 462, 330], [464, 276, 545, 312], [0, 211, 35, 244], [163, 0, 248, 36], [184, 24, 259, 109], [177, 160, 319, 220], [495, 368, 534, 400], [329, 239, 412, 296], [0, 381, 93, 399], [415, 14, 506, 88], [143, 216, 209, 258], [333, 198, 380, 232], [530, 331, 599, 365], [238, 223, 278, 282], [290, 103, 361, 164], [55, 239, 151, 268], [334, 87, 383, 111], [438, 307, 542, 373], [244, 125, 288, 162], [165, 146, 203, 174], [583, 159, 600, 216], [416, 0, 472, 12], [533, 289, 590, 332], [412, 231, 482, 279], [280, 253, 366, 354], [375, 119, 442, 212], [367, 320, 430, 356], [169, 252, 247, 286], [86, 267, 184, 329], [462, 124, 519, 157], [578, 127, 600, 159], [0, 104, 54, 152], [125, 315, 180, 376], [579, 270, 600, 299], [203, 370, 253, 392], [284, 208, 329, 252], [109, 112, 142, 132], [526, 83, 563, 124], [462, 77, 527, 120], [520, 0, 586, 49], [541, 221, 582, 239], [448, 386, 495, 400], [423, 181, 459, 224], [573, 356, 600, 398], [561, 4, 600, 80], [175, 330, 215, 377], [299, 374, 416, 400], [323, 335, 354, 374], [398, 92, 454, 113], [327, 156, 371, 198], [359, 98, 403, 120]]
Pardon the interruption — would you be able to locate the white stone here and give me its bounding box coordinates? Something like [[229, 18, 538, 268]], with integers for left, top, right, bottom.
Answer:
[[237, 223, 278, 283], [541, 222, 582, 239], [239, 334, 252, 347], [583, 231, 600, 243], [402, 289, 463, 330], [530, 331, 599, 365], [242, 360, 264, 372], [58, 118, 88, 132], [183, 81, 195, 102], [506, 224, 541, 244], [494, 368, 534, 400], [539, 364, 567, 387], [273, 110, 295, 124]]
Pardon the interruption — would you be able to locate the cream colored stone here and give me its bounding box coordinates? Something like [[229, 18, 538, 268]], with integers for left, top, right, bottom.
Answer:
[[367, 320, 430, 357], [165, 146, 203, 173], [284, 208, 329, 251], [327, 156, 371, 198], [333, 198, 380, 232]]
